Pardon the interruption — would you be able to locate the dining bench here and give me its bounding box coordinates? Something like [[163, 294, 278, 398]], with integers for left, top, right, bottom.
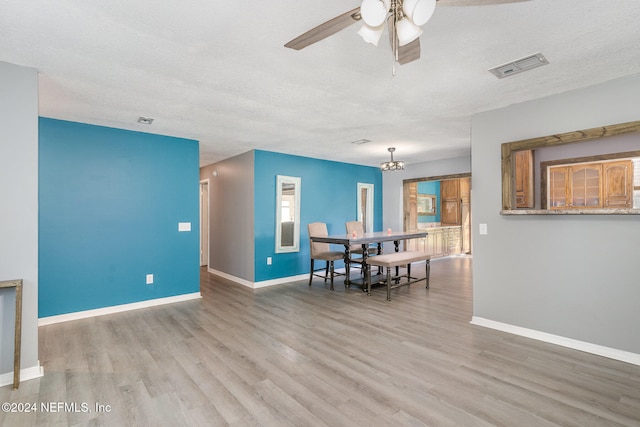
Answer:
[[365, 251, 431, 301]]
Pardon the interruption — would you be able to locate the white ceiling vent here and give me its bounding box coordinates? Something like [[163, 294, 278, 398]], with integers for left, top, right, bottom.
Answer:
[[489, 53, 549, 79]]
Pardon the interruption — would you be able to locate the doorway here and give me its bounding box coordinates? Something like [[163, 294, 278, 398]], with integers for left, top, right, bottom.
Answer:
[[200, 180, 209, 267], [403, 173, 471, 257]]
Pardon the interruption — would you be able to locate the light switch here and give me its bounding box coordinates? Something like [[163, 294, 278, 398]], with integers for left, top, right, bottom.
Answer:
[[178, 222, 191, 232], [479, 223, 488, 235], [146, 274, 154, 284]]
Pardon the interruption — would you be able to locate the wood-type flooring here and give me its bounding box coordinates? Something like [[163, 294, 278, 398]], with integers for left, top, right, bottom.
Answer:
[[2, 257, 640, 426]]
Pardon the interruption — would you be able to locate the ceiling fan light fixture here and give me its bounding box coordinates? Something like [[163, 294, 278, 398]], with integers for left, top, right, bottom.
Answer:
[[403, 0, 437, 26], [358, 23, 385, 46], [396, 17, 423, 46], [360, 0, 389, 27]]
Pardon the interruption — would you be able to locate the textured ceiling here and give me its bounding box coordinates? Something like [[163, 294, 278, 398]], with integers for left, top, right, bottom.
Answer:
[[2, 0, 640, 167]]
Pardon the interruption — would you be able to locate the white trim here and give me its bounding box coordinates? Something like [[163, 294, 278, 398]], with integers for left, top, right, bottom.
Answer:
[[208, 267, 309, 289], [357, 182, 375, 233], [471, 316, 640, 366], [0, 362, 44, 387], [200, 179, 210, 267], [38, 293, 202, 326], [275, 175, 301, 253], [208, 260, 468, 290], [254, 274, 309, 288], [208, 268, 255, 288]]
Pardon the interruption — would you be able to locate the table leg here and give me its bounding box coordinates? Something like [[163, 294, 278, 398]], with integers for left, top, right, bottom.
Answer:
[[362, 245, 371, 295], [343, 245, 351, 287], [394, 240, 400, 281]]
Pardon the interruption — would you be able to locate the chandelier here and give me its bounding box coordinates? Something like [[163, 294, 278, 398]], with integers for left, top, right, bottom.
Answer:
[[357, 0, 437, 51], [380, 147, 405, 171]]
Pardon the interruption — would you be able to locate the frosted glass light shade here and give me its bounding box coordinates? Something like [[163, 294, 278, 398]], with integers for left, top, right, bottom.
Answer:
[[360, 0, 389, 27], [357, 23, 385, 46], [403, 0, 437, 26], [396, 18, 423, 46]]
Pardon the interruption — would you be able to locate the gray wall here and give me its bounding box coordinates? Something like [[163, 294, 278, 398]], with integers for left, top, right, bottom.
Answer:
[[0, 61, 39, 378], [471, 73, 640, 354], [200, 151, 255, 282]]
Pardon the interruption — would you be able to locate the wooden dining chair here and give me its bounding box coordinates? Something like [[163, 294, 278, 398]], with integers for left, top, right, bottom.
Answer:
[[307, 222, 345, 290]]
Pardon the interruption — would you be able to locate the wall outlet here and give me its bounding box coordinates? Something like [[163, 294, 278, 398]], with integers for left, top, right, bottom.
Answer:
[[146, 274, 154, 284], [266, 257, 272, 265]]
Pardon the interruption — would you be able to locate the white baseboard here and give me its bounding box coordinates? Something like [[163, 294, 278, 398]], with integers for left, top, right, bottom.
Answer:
[[207, 268, 255, 288], [207, 267, 309, 289], [206, 254, 470, 290], [471, 316, 640, 366], [0, 362, 44, 388], [38, 293, 202, 326], [253, 274, 309, 288]]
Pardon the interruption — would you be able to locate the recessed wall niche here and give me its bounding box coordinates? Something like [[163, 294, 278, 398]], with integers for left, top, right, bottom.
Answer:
[[501, 120, 640, 215]]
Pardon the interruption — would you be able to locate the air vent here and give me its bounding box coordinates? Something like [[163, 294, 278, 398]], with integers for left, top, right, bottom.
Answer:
[[489, 53, 549, 79], [350, 139, 371, 145], [137, 116, 154, 124]]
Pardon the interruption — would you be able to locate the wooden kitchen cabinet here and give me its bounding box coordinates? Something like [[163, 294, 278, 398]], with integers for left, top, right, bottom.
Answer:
[[515, 150, 534, 208], [440, 179, 460, 225], [549, 160, 632, 209], [603, 160, 633, 208]]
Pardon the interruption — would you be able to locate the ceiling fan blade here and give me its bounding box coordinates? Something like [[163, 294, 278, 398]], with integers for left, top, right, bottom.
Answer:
[[284, 7, 362, 50], [397, 39, 421, 65], [437, 0, 531, 6]]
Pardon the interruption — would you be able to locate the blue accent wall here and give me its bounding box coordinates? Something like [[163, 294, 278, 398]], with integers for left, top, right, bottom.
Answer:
[[417, 180, 441, 223], [38, 118, 200, 317], [253, 150, 382, 282]]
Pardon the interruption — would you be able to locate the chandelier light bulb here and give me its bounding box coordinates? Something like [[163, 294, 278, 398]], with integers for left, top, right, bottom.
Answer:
[[403, 0, 437, 26], [360, 0, 389, 27], [358, 23, 385, 46], [357, 0, 435, 63], [396, 17, 423, 46]]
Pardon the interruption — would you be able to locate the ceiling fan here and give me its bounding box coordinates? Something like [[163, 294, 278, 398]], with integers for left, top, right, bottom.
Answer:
[[285, 0, 531, 65]]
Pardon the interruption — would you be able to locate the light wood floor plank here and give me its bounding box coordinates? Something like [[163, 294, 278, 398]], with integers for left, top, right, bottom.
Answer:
[[2, 257, 640, 426]]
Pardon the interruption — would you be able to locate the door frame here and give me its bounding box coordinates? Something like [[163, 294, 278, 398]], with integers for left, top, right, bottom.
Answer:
[[200, 179, 210, 266], [402, 172, 472, 254]]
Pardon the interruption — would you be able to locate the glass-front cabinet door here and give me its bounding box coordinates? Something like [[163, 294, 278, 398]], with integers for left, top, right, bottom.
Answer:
[[549, 167, 569, 209], [571, 165, 601, 208]]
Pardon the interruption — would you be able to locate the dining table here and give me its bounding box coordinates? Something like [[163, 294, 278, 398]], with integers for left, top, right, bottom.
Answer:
[[310, 230, 428, 294]]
